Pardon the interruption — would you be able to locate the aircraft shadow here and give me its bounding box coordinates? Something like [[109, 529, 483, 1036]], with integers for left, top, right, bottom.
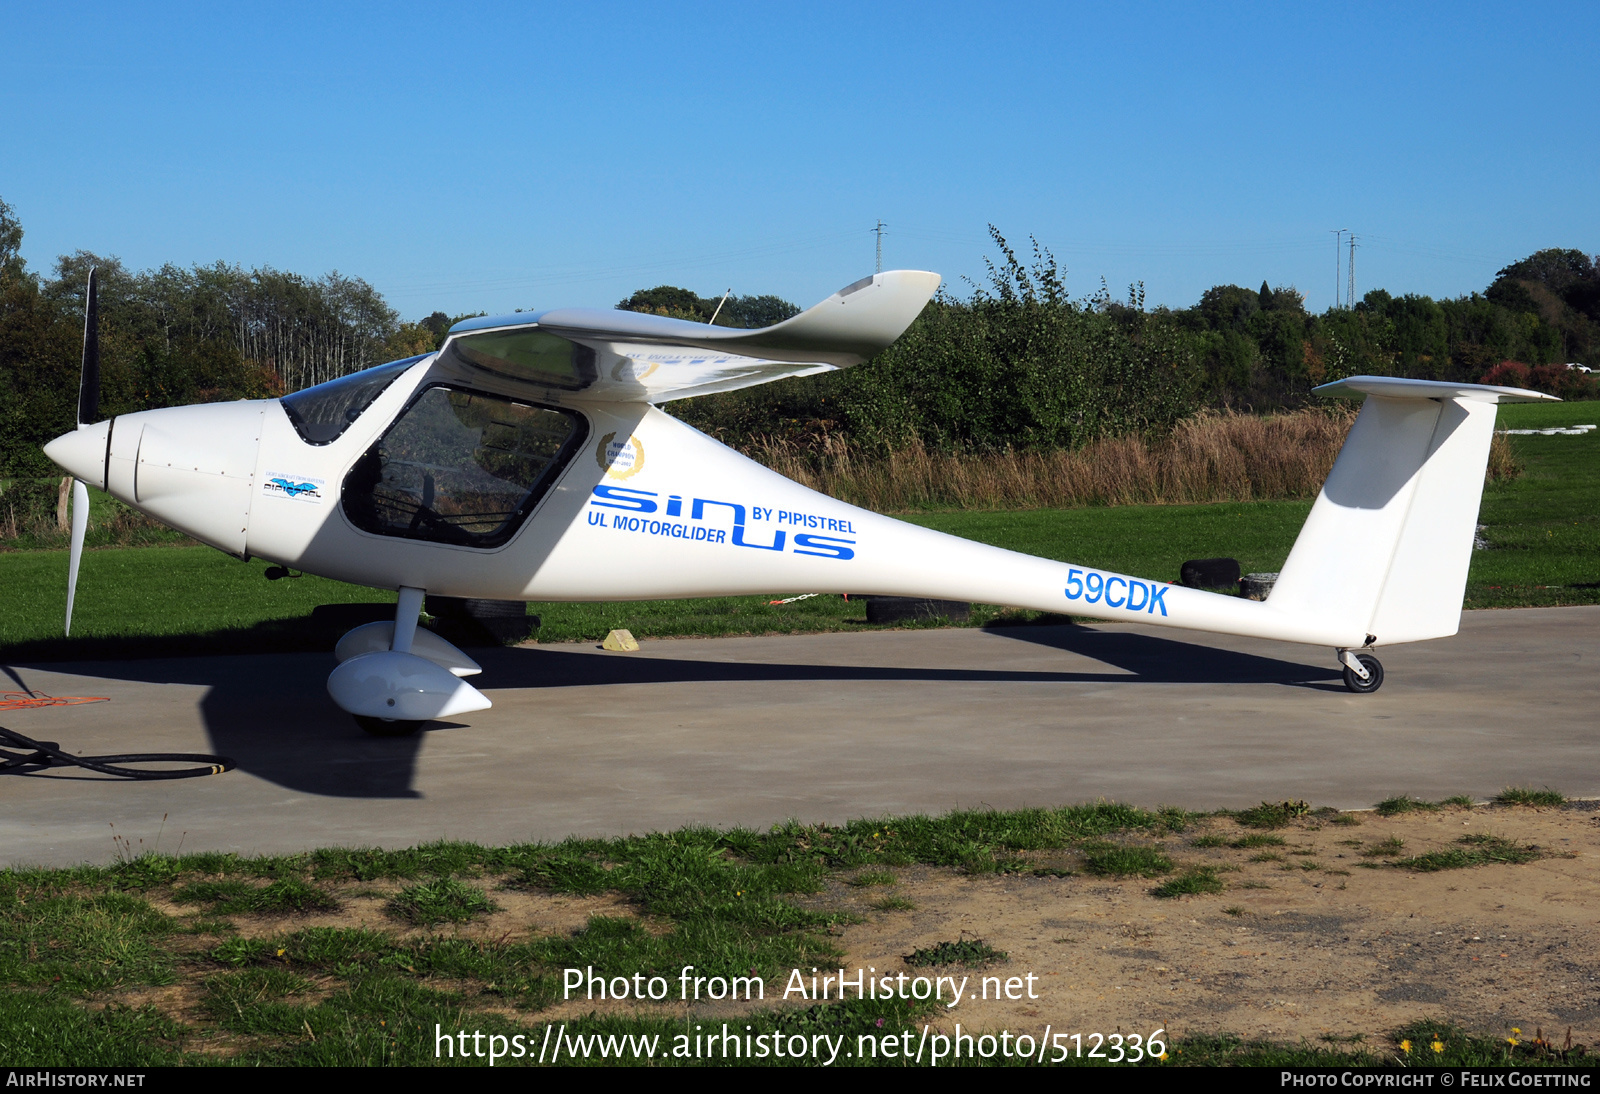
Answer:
[[5, 626, 1336, 800], [982, 624, 1346, 687], [469, 625, 1338, 691]]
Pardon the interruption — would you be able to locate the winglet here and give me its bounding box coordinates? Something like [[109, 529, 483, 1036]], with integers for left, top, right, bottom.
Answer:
[[719, 270, 943, 365]]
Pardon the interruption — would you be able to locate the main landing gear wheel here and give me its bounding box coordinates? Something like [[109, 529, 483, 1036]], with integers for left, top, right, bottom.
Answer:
[[354, 715, 425, 737], [1342, 653, 1384, 694]]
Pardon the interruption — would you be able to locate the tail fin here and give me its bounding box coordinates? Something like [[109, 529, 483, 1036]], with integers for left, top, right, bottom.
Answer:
[[1268, 377, 1556, 645]]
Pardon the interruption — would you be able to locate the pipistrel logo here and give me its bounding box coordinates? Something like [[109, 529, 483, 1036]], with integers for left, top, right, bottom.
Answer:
[[263, 472, 325, 503], [596, 433, 645, 480]]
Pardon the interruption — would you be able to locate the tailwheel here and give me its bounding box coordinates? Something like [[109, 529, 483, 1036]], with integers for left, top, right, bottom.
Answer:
[[354, 715, 425, 737], [1341, 653, 1384, 694]]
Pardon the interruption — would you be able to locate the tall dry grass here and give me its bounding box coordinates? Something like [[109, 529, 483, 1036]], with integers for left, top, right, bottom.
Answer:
[[0, 477, 188, 550], [746, 408, 1520, 512]]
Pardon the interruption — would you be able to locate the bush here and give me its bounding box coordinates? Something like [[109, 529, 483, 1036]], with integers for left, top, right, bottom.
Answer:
[[1480, 360, 1597, 399]]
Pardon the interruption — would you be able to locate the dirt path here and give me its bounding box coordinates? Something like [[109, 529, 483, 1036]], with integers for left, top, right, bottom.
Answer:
[[826, 802, 1600, 1048]]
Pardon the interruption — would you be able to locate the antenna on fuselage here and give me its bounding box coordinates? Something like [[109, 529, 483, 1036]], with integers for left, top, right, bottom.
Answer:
[[708, 288, 731, 325]]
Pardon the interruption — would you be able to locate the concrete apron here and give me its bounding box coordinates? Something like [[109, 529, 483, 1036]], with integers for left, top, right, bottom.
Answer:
[[2, 605, 1595, 867]]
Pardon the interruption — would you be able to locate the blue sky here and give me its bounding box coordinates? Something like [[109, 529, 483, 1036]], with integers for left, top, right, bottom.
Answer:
[[4, 2, 1596, 319]]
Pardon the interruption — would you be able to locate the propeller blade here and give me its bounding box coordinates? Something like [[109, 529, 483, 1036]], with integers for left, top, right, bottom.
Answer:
[[65, 479, 89, 636], [78, 267, 99, 426]]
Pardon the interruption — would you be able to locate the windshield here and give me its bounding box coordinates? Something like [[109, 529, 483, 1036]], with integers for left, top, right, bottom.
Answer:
[[280, 356, 426, 445]]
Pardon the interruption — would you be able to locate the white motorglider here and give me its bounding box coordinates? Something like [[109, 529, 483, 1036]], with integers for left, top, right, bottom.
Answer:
[[44, 268, 1555, 732]]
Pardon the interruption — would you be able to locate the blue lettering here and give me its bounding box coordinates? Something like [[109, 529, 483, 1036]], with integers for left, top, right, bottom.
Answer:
[[733, 524, 785, 551], [1127, 580, 1149, 611], [591, 485, 658, 513], [587, 511, 606, 526], [1148, 585, 1169, 616], [1084, 572, 1104, 604], [1065, 568, 1084, 600], [793, 533, 855, 561], [666, 495, 682, 517], [692, 498, 745, 524], [1105, 576, 1127, 608]]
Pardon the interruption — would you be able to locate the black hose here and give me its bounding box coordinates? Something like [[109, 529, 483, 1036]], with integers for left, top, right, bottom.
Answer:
[[0, 725, 234, 780]]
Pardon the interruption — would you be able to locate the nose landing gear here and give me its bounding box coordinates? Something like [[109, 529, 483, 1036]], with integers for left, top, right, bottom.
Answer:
[[327, 586, 493, 735]]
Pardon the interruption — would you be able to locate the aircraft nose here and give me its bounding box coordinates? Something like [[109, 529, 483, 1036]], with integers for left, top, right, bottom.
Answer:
[[42, 421, 111, 488], [116, 401, 266, 557]]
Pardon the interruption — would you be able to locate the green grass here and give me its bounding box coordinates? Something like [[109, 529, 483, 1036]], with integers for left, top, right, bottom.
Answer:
[[0, 546, 397, 659], [847, 870, 897, 887], [0, 887, 178, 992], [1080, 844, 1174, 878], [1233, 800, 1310, 829], [1390, 836, 1542, 872], [1152, 867, 1225, 898], [869, 896, 915, 912], [904, 940, 1006, 966], [0, 992, 192, 1066], [1494, 786, 1567, 807], [1360, 837, 1407, 858], [0, 799, 1575, 1068], [3, 398, 1591, 659], [1467, 401, 1600, 608], [1376, 794, 1441, 817], [173, 878, 340, 916], [384, 879, 499, 926]]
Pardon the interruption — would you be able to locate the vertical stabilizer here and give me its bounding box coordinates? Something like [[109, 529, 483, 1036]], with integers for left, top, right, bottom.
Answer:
[[1268, 377, 1555, 646]]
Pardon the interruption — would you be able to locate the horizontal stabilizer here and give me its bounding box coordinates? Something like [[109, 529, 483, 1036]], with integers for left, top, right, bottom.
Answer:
[[1313, 375, 1558, 404]]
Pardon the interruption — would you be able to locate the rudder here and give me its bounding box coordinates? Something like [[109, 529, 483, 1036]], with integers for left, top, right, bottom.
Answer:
[[1268, 377, 1553, 646]]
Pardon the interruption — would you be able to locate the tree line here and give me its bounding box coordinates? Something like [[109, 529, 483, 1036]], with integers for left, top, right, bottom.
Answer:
[[671, 231, 1599, 454], [1, 195, 1594, 479]]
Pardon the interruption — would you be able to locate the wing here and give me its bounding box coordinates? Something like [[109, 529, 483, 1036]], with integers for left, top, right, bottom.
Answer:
[[431, 270, 940, 404]]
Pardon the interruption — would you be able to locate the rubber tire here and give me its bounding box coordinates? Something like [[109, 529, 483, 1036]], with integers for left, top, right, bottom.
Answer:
[[1342, 654, 1384, 694], [354, 715, 425, 737]]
